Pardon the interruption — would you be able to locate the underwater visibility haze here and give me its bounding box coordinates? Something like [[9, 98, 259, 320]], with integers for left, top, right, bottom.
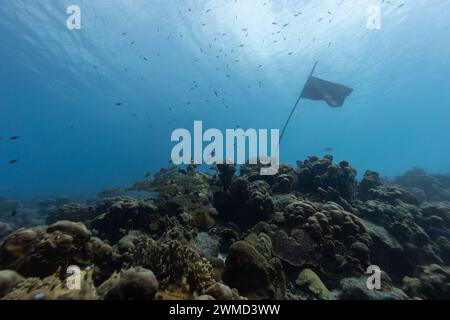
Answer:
[[1, 0, 450, 302]]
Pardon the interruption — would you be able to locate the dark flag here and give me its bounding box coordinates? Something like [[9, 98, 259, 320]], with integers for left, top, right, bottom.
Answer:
[[301, 75, 353, 107], [279, 62, 354, 143]]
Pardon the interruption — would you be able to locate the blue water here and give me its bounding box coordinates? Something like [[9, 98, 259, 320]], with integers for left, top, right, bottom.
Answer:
[[1, 0, 450, 199]]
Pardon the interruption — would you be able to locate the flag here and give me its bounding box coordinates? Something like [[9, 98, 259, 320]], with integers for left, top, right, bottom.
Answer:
[[301, 75, 353, 107], [279, 62, 354, 143]]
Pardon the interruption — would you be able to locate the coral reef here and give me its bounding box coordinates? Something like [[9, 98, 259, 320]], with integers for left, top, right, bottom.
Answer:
[[395, 168, 450, 202], [1, 156, 450, 300]]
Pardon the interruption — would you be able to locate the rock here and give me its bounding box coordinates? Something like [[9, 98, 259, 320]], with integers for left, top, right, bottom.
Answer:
[[195, 232, 219, 257], [296, 269, 331, 300], [338, 276, 408, 300], [196, 294, 215, 300], [360, 220, 405, 279], [204, 283, 238, 300], [223, 240, 285, 300], [0, 270, 24, 298], [99, 267, 159, 300]]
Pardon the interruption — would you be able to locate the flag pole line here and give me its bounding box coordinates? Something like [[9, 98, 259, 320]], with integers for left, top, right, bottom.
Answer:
[[276, 62, 318, 157]]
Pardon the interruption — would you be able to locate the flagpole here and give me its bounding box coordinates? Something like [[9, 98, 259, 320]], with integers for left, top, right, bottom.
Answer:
[[279, 61, 317, 143]]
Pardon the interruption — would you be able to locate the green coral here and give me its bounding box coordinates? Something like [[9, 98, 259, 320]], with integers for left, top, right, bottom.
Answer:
[[296, 268, 332, 300]]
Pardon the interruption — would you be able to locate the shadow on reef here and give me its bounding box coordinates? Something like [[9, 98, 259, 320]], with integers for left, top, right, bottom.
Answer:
[[1, 156, 450, 300]]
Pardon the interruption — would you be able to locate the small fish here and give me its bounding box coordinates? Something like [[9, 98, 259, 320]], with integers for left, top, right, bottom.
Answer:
[[11, 209, 17, 217], [323, 147, 334, 153], [9, 136, 21, 140], [9, 159, 19, 164], [115, 102, 123, 106]]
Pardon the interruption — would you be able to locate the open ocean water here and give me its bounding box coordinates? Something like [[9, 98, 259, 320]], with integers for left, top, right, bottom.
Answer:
[[1, 0, 449, 198]]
